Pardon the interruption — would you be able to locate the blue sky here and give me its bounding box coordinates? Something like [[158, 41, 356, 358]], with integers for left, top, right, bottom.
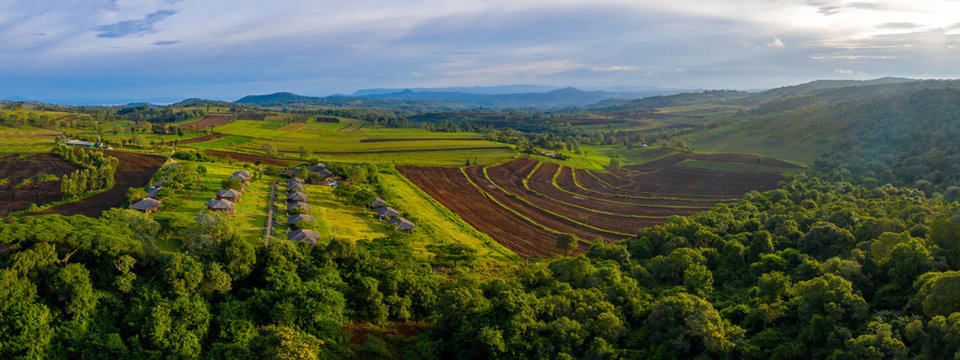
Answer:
[[2, 0, 959, 104]]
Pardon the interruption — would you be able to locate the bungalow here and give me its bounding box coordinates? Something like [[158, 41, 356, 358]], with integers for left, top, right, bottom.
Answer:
[[286, 214, 315, 227], [286, 182, 306, 191], [216, 189, 242, 202], [147, 187, 162, 199], [287, 229, 321, 245], [286, 191, 308, 203], [369, 198, 388, 209], [280, 167, 299, 177], [228, 174, 250, 184], [205, 198, 235, 214], [287, 202, 312, 213], [375, 206, 401, 220], [151, 178, 167, 188], [232, 170, 252, 180], [286, 177, 305, 185], [306, 163, 327, 173], [129, 198, 162, 214], [387, 218, 416, 232]]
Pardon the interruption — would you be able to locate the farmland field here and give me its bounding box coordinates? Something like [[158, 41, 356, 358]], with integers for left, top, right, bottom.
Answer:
[[178, 114, 234, 130], [32, 150, 166, 217], [0, 152, 81, 215], [399, 153, 797, 257]]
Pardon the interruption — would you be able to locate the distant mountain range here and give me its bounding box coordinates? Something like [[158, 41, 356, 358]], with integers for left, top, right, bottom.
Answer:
[[237, 86, 688, 109]]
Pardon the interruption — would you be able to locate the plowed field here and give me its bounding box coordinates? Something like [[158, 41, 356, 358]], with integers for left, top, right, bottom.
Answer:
[[0, 153, 81, 215], [399, 153, 795, 257], [179, 114, 234, 130], [32, 150, 166, 217]]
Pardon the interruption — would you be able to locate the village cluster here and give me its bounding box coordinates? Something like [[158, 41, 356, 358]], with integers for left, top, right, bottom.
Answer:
[[128, 159, 415, 246]]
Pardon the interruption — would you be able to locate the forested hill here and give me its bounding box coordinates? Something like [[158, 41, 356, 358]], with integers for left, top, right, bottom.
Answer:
[[688, 86, 960, 193], [362, 87, 650, 108], [235, 92, 472, 111]]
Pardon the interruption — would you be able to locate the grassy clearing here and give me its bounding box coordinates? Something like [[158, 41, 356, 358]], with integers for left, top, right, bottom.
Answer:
[[287, 184, 386, 242], [153, 160, 270, 243], [674, 158, 803, 173], [211, 119, 515, 165], [379, 169, 521, 270], [0, 126, 60, 155]]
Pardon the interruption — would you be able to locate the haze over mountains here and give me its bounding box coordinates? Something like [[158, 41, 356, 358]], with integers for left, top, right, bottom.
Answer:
[[236, 86, 689, 109]]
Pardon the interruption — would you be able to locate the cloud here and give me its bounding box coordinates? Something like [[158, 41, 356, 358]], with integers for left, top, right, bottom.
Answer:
[[152, 40, 180, 46], [93, 9, 177, 38], [835, 69, 854, 75], [810, 55, 898, 60], [590, 65, 637, 72], [766, 37, 786, 48], [818, 6, 841, 15], [409, 72, 423, 77], [879, 22, 921, 29]]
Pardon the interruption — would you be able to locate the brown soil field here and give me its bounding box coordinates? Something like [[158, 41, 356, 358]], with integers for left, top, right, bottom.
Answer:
[[314, 116, 339, 123], [483, 160, 662, 235], [624, 153, 803, 171], [359, 138, 483, 143], [527, 162, 716, 210], [165, 133, 229, 146], [31, 150, 166, 217], [0, 153, 81, 216], [396, 165, 561, 257], [399, 154, 788, 257], [462, 165, 611, 242], [551, 165, 721, 206], [178, 114, 233, 130]]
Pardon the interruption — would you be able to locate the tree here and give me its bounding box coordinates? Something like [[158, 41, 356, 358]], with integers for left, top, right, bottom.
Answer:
[[643, 293, 740, 355], [250, 325, 327, 360], [427, 243, 479, 268], [262, 143, 278, 157], [556, 233, 578, 256], [914, 271, 960, 317], [608, 158, 622, 171], [683, 263, 714, 297]]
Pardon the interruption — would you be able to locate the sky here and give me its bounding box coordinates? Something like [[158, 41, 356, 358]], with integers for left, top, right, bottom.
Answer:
[[1, 0, 959, 104]]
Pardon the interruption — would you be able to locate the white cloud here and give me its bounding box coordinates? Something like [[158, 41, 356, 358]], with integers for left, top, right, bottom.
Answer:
[[590, 65, 637, 72], [766, 37, 785, 48]]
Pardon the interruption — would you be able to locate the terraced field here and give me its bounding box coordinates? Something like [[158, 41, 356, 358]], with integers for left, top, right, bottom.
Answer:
[[399, 153, 797, 257]]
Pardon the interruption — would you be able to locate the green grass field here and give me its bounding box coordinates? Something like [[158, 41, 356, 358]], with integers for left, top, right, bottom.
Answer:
[[377, 169, 521, 269], [0, 126, 61, 155]]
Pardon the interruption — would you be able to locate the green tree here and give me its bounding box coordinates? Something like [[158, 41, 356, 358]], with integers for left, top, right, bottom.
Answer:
[[683, 263, 714, 297], [556, 233, 579, 256]]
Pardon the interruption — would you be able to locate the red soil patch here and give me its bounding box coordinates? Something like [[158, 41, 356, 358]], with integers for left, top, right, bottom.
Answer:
[[30, 150, 166, 217], [164, 133, 229, 146], [484, 160, 663, 235], [178, 114, 233, 130], [399, 154, 790, 257], [463, 165, 612, 241], [0, 153, 81, 216], [397, 165, 560, 257], [314, 116, 339, 123]]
